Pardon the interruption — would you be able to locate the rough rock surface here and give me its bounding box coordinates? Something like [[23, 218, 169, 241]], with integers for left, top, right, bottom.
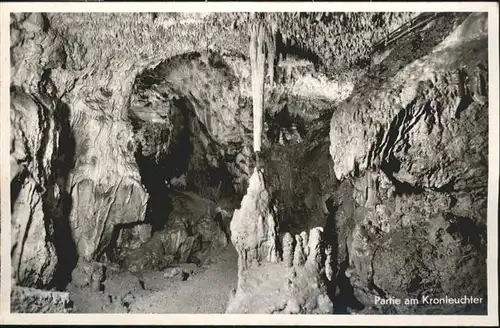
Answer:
[[227, 227, 333, 314], [116, 223, 152, 250], [230, 169, 280, 270], [10, 12, 151, 288], [8, 11, 488, 316], [71, 260, 106, 291], [227, 169, 332, 313], [66, 245, 238, 313], [328, 12, 488, 314], [11, 286, 73, 313], [263, 116, 338, 236], [10, 87, 60, 288], [9, 12, 414, 289], [117, 191, 232, 272]]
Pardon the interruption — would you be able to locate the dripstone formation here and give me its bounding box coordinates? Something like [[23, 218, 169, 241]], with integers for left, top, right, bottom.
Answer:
[[8, 11, 488, 314]]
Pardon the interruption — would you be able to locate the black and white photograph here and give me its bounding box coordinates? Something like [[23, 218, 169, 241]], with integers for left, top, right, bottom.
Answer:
[[0, 1, 498, 326]]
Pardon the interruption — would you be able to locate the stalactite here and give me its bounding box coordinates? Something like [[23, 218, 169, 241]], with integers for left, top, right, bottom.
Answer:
[[265, 24, 277, 87], [249, 22, 266, 156], [249, 20, 279, 163]]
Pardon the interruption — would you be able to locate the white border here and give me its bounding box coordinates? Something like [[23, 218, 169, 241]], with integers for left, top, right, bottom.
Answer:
[[0, 2, 498, 326]]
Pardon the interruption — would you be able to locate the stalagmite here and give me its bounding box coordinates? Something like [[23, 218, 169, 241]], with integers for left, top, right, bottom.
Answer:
[[282, 232, 295, 267], [293, 234, 306, 267], [305, 227, 324, 272], [230, 169, 279, 270], [230, 20, 283, 271], [227, 17, 334, 315], [300, 231, 309, 257]]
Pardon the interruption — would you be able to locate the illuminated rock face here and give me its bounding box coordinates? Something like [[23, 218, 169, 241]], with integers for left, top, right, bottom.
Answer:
[[329, 13, 488, 313], [10, 88, 60, 288], [227, 169, 332, 314], [230, 169, 280, 270]]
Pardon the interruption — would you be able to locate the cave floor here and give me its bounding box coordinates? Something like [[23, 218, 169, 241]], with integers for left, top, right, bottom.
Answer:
[[67, 245, 238, 313]]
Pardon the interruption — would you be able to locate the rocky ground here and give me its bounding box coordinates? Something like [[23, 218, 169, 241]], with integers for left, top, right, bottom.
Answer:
[[67, 245, 238, 313]]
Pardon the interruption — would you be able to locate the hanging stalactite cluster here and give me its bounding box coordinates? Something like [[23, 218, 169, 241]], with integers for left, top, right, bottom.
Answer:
[[249, 20, 278, 168]]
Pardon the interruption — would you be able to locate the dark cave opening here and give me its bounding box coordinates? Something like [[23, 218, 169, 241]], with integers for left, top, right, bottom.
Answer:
[[263, 112, 335, 238], [48, 100, 78, 291], [276, 29, 322, 69], [128, 95, 193, 232], [10, 169, 29, 212], [121, 67, 242, 275], [324, 196, 365, 314], [127, 49, 249, 254], [134, 150, 175, 232], [333, 257, 366, 314], [130, 94, 238, 233], [324, 198, 340, 309], [265, 104, 307, 144]]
